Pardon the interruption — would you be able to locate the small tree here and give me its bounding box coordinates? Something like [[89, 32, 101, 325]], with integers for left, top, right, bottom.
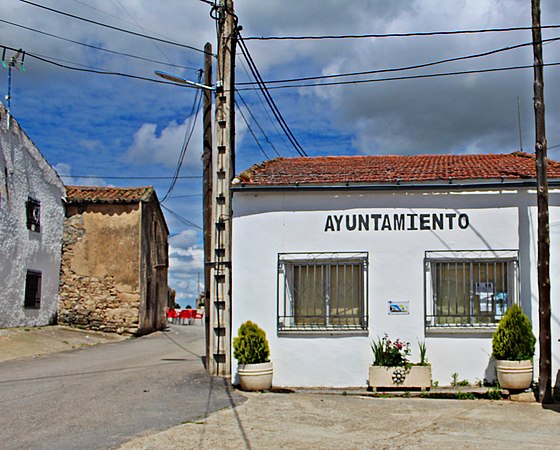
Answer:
[[233, 321, 270, 365], [492, 304, 536, 361]]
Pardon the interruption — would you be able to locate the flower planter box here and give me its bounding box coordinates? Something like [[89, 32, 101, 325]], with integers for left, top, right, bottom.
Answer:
[[368, 365, 432, 391]]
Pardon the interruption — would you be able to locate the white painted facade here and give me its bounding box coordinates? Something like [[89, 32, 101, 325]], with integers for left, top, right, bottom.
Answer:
[[232, 185, 560, 388], [0, 105, 65, 328]]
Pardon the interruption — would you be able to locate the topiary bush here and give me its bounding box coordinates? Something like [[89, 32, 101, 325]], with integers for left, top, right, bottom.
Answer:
[[233, 321, 270, 365], [492, 304, 535, 361]]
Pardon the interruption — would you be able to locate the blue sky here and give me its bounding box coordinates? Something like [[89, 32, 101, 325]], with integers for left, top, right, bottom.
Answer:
[[2, 0, 560, 306]]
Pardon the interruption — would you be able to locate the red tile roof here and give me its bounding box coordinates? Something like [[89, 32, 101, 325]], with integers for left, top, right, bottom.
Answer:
[[65, 186, 155, 204], [237, 152, 560, 186]]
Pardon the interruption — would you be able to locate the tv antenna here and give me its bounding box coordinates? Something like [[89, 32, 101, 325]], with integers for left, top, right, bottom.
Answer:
[[2, 48, 26, 129]]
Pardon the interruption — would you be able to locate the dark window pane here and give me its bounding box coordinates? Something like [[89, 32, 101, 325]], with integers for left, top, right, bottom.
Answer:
[[24, 271, 41, 309]]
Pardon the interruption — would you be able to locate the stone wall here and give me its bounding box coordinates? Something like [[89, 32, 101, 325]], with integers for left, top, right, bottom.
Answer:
[[58, 205, 142, 334]]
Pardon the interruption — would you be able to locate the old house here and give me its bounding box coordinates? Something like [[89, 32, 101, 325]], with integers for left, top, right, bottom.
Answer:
[[58, 186, 169, 335], [231, 153, 560, 388], [0, 104, 65, 328]]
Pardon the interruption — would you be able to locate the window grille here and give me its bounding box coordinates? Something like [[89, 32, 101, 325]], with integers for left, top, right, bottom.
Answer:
[[26, 197, 40, 232], [425, 250, 518, 328], [278, 252, 368, 332], [24, 271, 42, 309]]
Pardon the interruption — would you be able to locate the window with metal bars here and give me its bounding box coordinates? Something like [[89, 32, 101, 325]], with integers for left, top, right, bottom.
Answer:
[[278, 252, 368, 332], [425, 250, 518, 329], [24, 270, 42, 309], [26, 197, 41, 232]]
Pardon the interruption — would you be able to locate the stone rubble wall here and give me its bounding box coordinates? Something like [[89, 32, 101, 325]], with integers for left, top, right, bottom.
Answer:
[[58, 212, 140, 335]]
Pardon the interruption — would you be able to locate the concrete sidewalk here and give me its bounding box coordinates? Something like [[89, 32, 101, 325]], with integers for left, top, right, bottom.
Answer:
[[120, 391, 560, 449]]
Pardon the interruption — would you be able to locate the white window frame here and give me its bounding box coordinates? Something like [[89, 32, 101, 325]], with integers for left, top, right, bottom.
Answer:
[[277, 251, 369, 334], [424, 250, 519, 331]]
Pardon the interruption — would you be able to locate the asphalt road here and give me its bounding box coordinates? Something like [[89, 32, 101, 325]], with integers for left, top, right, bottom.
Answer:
[[0, 324, 245, 450]]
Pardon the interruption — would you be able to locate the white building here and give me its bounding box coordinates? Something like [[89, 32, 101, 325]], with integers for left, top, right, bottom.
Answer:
[[0, 104, 65, 328], [231, 153, 560, 388]]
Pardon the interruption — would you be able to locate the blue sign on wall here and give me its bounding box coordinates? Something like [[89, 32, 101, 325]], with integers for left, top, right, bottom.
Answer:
[[388, 301, 410, 315]]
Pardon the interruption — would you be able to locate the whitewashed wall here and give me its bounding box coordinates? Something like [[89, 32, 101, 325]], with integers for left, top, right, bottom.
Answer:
[[0, 107, 65, 328], [232, 187, 560, 388]]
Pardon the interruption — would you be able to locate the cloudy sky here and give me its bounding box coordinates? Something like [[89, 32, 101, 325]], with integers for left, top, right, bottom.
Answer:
[[2, 0, 560, 306]]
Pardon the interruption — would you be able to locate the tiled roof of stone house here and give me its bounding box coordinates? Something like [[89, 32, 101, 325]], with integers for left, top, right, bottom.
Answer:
[[65, 186, 155, 204], [236, 152, 560, 186]]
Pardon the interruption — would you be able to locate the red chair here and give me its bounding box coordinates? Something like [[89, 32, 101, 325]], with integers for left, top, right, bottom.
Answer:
[[166, 308, 178, 323], [192, 310, 204, 325], [179, 309, 194, 325]]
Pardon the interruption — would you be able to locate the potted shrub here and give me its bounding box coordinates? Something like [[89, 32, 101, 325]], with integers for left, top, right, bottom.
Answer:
[[368, 335, 431, 391], [492, 304, 536, 390], [233, 321, 273, 391]]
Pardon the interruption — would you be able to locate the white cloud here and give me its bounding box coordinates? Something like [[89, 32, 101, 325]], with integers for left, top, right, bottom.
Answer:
[[126, 113, 204, 168], [53, 163, 107, 186], [168, 233, 204, 307]]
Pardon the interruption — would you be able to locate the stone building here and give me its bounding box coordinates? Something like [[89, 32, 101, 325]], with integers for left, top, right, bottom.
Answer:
[[58, 186, 169, 335], [0, 104, 65, 328]]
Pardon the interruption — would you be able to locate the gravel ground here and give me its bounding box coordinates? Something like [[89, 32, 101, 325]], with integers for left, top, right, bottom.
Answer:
[[0, 325, 126, 362], [119, 391, 560, 450]]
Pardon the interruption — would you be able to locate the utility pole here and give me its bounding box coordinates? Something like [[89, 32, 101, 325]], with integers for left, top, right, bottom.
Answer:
[[531, 0, 552, 404], [208, 0, 236, 376], [202, 41, 213, 371]]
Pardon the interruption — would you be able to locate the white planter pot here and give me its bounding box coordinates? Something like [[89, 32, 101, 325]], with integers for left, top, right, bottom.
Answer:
[[368, 365, 432, 391], [238, 361, 273, 391], [496, 359, 533, 390]]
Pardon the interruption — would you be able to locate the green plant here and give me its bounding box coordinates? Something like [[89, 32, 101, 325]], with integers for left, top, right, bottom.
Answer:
[[487, 386, 503, 400], [456, 392, 476, 400], [432, 380, 439, 387], [233, 321, 270, 365], [371, 334, 411, 367], [418, 340, 428, 365], [492, 304, 535, 361], [451, 373, 470, 386]]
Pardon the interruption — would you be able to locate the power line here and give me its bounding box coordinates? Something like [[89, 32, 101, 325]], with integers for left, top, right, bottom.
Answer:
[[236, 91, 281, 157], [168, 193, 202, 198], [0, 44, 200, 86], [161, 72, 204, 203], [238, 58, 295, 156], [238, 36, 560, 86], [237, 61, 560, 91], [112, 0, 175, 66], [60, 175, 202, 180], [0, 19, 198, 70], [19, 0, 212, 55], [161, 204, 202, 230], [236, 99, 270, 159], [244, 24, 560, 41], [238, 34, 308, 156]]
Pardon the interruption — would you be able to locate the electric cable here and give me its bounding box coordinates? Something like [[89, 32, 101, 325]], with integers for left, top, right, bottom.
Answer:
[[112, 0, 175, 66], [60, 175, 202, 179], [236, 99, 270, 159], [237, 34, 308, 156], [236, 90, 281, 157], [236, 61, 560, 91], [0, 44, 200, 86], [19, 0, 212, 55], [0, 19, 198, 70], [160, 72, 204, 203], [237, 36, 560, 86], [244, 24, 560, 41], [161, 205, 202, 230], [238, 58, 295, 156]]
